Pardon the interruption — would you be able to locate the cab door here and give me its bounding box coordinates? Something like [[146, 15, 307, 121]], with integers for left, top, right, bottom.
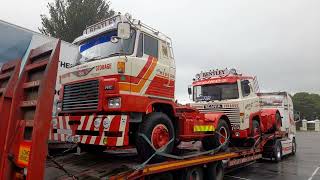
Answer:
[[238, 79, 260, 131]]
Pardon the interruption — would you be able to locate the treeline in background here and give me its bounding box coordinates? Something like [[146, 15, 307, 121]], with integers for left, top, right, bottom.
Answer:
[[293, 92, 320, 120]]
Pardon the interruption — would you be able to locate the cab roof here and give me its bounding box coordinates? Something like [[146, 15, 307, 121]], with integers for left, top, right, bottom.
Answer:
[[73, 13, 172, 45]]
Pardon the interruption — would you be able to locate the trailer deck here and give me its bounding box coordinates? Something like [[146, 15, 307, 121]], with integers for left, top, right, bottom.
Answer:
[[45, 146, 264, 180]]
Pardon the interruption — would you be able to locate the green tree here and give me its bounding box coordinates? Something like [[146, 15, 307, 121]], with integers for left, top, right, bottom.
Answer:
[[293, 92, 320, 120], [39, 0, 115, 43]]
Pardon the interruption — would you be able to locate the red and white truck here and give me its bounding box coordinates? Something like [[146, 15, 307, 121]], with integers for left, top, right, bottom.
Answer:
[[52, 14, 235, 162]]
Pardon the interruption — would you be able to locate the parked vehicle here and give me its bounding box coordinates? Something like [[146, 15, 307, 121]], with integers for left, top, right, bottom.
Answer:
[[53, 14, 229, 161], [188, 69, 283, 149]]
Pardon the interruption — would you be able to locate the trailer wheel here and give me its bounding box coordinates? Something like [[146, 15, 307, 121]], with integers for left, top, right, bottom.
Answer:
[[202, 119, 230, 152], [136, 112, 175, 162], [291, 138, 297, 155], [205, 161, 224, 180], [185, 166, 204, 180], [273, 140, 282, 162]]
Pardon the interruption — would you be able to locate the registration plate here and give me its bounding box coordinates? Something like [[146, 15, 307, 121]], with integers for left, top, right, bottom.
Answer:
[[57, 129, 72, 135]]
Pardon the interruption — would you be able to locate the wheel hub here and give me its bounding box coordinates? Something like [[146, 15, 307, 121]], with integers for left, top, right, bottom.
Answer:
[[151, 124, 170, 149]]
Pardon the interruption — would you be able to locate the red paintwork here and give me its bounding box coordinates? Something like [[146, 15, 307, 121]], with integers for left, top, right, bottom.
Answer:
[[260, 109, 280, 133], [0, 59, 21, 173], [0, 40, 61, 180], [192, 75, 254, 86], [151, 124, 170, 149]]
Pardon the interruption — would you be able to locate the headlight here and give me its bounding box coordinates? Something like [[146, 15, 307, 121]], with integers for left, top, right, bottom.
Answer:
[[108, 97, 121, 108], [103, 117, 111, 129], [94, 118, 102, 128]]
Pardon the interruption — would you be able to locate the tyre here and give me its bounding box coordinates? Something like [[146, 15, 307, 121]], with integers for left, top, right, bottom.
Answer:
[[291, 138, 297, 155], [136, 112, 175, 162], [205, 161, 224, 180], [202, 119, 230, 152], [273, 140, 282, 162], [185, 166, 204, 180], [250, 120, 261, 146]]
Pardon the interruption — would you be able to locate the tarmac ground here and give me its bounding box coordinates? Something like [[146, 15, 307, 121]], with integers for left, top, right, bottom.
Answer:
[[225, 131, 320, 180]]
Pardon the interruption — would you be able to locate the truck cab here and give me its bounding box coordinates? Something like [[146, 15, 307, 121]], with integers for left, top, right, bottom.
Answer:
[[189, 69, 281, 146]]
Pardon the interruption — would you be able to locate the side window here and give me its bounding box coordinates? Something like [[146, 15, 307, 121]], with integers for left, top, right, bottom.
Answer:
[[160, 41, 169, 59], [144, 34, 158, 58], [137, 33, 143, 57], [241, 80, 251, 97]]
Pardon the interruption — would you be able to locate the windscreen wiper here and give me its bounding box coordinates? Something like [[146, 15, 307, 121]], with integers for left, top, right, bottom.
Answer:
[[85, 56, 104, 62]]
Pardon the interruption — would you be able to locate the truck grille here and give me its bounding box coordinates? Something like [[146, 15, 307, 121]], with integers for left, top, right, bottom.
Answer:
[[62, 80, 99, 111], [191, 103, 241, 124]]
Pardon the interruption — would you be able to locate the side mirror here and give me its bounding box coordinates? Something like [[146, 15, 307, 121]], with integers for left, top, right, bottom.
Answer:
[[117, 22, 131, 39], [188, 86, 192, 95]]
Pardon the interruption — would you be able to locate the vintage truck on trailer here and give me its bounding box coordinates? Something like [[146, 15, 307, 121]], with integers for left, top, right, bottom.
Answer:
[[52, 14, 234, 162], [188, 69, 283, 149]]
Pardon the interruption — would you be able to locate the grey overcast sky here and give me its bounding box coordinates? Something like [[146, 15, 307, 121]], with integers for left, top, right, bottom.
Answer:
[[0, 0, 319, 101]]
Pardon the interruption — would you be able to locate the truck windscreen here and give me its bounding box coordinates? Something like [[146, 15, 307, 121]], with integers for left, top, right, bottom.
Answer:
[[193, 83, 239, 101], [78, 30, 136, 62]]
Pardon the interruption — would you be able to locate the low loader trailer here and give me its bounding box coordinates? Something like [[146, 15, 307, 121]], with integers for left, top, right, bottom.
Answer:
[[0, 14, 296, 180]]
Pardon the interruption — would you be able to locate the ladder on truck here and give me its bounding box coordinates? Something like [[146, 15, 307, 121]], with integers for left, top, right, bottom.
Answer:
[[0, 40, 61, 180], [0, 59, 22, 162]]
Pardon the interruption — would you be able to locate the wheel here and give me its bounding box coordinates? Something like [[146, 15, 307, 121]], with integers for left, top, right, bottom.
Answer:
[[291, 138, 297, 155], [250, 120, 261, 147], [202, 119, 230, 152], [273, 140, 282, 162], [136, 112, 175, 162], [185, 166, 204, 180], [205, 161, 224, 180]]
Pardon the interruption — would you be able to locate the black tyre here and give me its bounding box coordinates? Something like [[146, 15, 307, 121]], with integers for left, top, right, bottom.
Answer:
[[273, 140, 282, 162], [291, 138, 297, 155], [185, 166, 204, 180], [249, 120, 261, 147], [136, 112, 175, 162], [205, 161, 224, 180], [202, 119, 230, 152]]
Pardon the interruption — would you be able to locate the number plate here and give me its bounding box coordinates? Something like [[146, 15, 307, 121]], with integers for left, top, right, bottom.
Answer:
[[57, 129, 72, 135]]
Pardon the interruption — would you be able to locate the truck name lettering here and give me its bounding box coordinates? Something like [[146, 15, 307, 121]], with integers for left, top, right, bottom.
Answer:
[[96, 64, 111, 71]]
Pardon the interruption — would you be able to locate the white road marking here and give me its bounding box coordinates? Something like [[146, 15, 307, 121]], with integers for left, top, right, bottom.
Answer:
[[308, 167, 320, 180], [225, 175, 251, 180]]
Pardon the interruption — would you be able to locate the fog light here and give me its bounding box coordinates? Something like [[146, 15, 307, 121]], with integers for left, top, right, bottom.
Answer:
[[235, 132, 240, 137], [108, 97, 121, 108]]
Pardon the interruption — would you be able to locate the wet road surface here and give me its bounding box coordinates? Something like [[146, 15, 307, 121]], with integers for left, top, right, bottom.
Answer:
[[225, 131, 320, 180]]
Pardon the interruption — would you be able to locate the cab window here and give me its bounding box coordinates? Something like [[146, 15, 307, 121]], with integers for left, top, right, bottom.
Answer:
[[241, 80, 251, 97], [144, 34, 158, 58]]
